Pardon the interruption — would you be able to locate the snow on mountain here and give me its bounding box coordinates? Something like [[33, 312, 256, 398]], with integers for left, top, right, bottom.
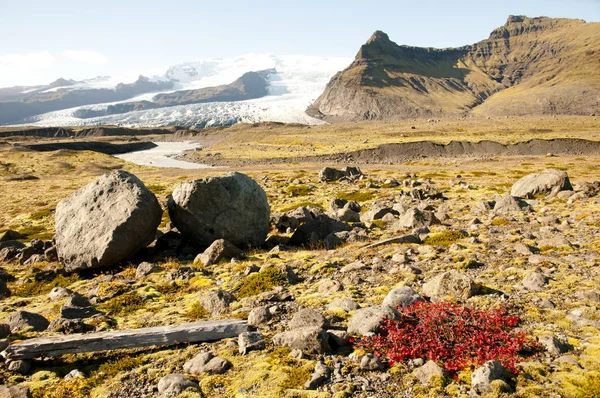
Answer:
[[25, 54, 351, 128]]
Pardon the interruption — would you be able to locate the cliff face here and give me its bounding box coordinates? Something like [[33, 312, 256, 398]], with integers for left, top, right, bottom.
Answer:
[[308, 16, 600, 121]]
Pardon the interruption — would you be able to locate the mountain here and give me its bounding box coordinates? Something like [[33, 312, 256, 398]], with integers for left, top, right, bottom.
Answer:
[[0, 76, 174, 125], [10, 54, 351, 128], [308, 16, 600, 121]]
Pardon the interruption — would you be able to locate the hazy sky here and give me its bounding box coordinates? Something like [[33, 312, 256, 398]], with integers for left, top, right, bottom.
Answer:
[[1, 0, 599, 87]]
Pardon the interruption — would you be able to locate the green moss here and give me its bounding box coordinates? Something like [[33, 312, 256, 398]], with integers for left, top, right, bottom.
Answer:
[[29, 208, 53, 221], [17, 225, 53, 241], [237, 267, 287, 298], [12, 274, 78, 297], [423, 230, 467, 247], [286, 184, 312, 196], [98, 292, 146, 316], [185, 300, 209, 320], [281, 366, 312, 390], [491, 218, 511, 226], [337, 191, 375, 202], [146, 183, 168, 195], [279, 202, 324, 213], [560, 371, 600, 398]]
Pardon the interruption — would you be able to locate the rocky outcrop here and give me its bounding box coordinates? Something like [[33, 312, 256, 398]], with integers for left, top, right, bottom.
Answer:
[[511, 169, 572, 198], [168, 172, 270, 248], [55, 170, 162, 272]]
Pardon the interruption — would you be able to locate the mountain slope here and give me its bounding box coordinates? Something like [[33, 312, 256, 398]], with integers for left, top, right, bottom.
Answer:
[[308, 16, 600, 121]]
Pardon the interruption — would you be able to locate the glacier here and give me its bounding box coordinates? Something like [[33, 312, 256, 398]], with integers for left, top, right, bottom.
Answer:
[[23, 54, 351, 128]]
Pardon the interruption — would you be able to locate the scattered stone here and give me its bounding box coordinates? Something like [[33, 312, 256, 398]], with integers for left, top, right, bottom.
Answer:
[[289, 214, 351, 246], [360, 353, 385, 371], [157, 374, 199, 397], [136, 262, 162, 279], [514, 243, 539, 255], [202, 357, 232, 374], [471, 360, 509, 394], [327, 298, 359, 312], [200, 289, 236, 316], [48, 287, 72, 301], [0, 323, 10, 339], [319, 166, 362, 182], [0, 230, 21, 243], [422, 270, 480, 302], [347, 306, 400, 336], [55, 170, 162, 272], [382, 286, 424, 308], [272, 326, 330, 354], [493, 195, 532, 213], [318, 279, 342, 294], [0, 280, 10, 298], [8, 359, 31, 374], [511, 169, 572, 198], [393, 208, 440, 230], [195, 239, 244, 266], [5, 311, 49, 333], [64, 369, 85, 379], [183, 352, 214, 374], [168, 172, 270, 248], [0, 385, 32, 398], [238, 331, 266, 355], [340, 260, 367, 273], [539, 335, 572, 355], [48, 318, 87, 334], [247, 306, 271, 327], [522, 270, 549, 291], [413, 360, 448, 385], [288, 308, 329, 330]]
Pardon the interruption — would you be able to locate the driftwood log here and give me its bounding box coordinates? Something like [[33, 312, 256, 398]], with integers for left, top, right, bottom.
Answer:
[[2, 319, 248, 360]]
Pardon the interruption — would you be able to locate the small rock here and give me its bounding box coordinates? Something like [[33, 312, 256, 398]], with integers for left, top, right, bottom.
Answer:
[[5, 311, 49, 333], [238, 331, 266, 355], [288, 308, 329, 330], [48, 287, 72, 301], [382, 286, 424, 308], [494, 195, 532, 213], [136, 262, 162, 279], [194, 239, 244, 266], [248, 306, 271, 327], [539, 335, 572, 355], [157, 374, 199, 397], [183, 352, 214, 374], [0, 230, 21, 243], [272, 326, 330, 354], [200, 289, 236, 316], [347, 306, 400, 336], [522, 270, 549, 291], [360, 353, 384, 371], [202, 357, 232, 374], [64, 369, 85, 379], [413, 360, 448, 385], [422, 270, 480, 302], [8, 359, 31, 374], [0, 385, 32, 398], [471, 360, 508, 394], [327, 298, 359, 312]]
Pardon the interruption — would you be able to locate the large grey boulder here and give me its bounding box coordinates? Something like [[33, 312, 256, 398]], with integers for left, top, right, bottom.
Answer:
[[55, 170, 162, 272], [347, 306, 400, 336], [272, 326, 330, 354], [471, 360, 509, 394], [382, 286, 424, 308], [168, 172, 270, 248], [413, 360, 449, 385], [5, 311, 49, 333], [511, 169, 572, 198]]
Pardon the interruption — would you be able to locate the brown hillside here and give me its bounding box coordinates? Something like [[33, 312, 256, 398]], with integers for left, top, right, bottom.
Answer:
[[308, 16, 600, 121]]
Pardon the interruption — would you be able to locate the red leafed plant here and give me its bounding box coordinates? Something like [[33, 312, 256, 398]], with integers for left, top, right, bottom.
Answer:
[[358, 302, 540, 374]]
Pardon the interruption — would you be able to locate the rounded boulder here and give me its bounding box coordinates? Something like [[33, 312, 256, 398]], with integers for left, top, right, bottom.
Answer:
[[167, 172, 270, 248], [55, 170, 162, 272]]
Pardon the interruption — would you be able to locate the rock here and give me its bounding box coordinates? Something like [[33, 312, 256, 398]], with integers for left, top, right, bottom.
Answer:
[[247, 306, 271, 327], [0, 230, 21, 243], [539, 236, 571, 248], [55, 170, 162, 272], [135, 262, 162, 279], [360, 353, 385, 371], [288, 308, 329, 330], [48, 287, 72, 301], [272, 326, 330, 354], [422, 270, 480, 302], [511, 169, 572, 198], [8, 360, 31, 374], [522, 270, 549, 291], [413, 360, 448, 385], [392, 208, 440, 230], [305, 360, 330, 389], [319, 166, 362, 182], [238, 331, 265, 355], [360, 205, 398, 224], [318, 279, 342, 294], [195, 239, 244, 266], [347, 306, 400, 336], [327, 330, 351, 347], [5, 311, 49, 333], [200, 289, 236, 316], [382, 286, 424, 308], [64, 369, 85, 379], [44, 246, 58, 262], [168, 172, 270, 248], [202, 357, 232, 374], [183, 352, 214, 374], [471, 360, 509, 394], [47, 318, 87, 334], [493, 195, 532, 213], [577, 290, 600, 302], [272, 207, 316, 232], [289, 214, 351, 246], [327, 298, 359, 312], [0, 385, 31, 397], [157, 374, 199, 397], [514, 243, 539, 255], [340, 260, 367, 273], [539, 335, 572, 355]]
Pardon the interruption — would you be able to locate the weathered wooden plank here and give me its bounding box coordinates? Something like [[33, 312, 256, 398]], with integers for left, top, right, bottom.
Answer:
[[2, 319, 247, 360]]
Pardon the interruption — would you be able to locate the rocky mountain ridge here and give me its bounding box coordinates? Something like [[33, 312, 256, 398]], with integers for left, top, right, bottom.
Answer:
[[308, 16, 600, 121]]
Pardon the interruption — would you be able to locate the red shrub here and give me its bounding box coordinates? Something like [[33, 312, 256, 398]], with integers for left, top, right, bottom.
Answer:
[[358, 302, 539, 374]]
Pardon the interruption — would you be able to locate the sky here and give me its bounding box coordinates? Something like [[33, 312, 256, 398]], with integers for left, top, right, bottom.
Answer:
[[1, 0, 599, 87]]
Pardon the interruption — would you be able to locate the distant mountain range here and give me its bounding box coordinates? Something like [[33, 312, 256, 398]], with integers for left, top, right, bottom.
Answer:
[[0, 55, 351, 127], [309, 16, 600, 121], [1, 16, 598, 127]]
